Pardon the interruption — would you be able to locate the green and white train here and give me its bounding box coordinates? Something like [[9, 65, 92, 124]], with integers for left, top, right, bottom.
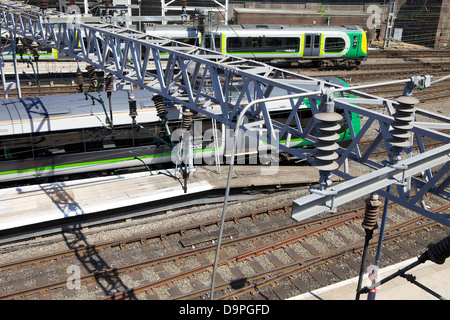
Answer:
[[0, 78, 361, 184], [146, 24, 368, 66]]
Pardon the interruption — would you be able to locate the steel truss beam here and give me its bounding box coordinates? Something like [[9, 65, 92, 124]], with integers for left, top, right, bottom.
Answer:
[[0, 0, 449, 226]]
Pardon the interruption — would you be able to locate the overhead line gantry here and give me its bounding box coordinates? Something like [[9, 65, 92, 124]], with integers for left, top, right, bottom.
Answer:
[[0, 0, 449, 228]]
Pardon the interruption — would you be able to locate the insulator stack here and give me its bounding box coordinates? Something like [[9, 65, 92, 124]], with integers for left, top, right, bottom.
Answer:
[[30, 41, 39, 61], [152, 95, 167, 119], [86, 65, 98, 88], [86, 65, 96, 81], [16, 39, 24, 57], [103, 0, 111, 7], [69, 0, 76, 5], [105, 73, 113, 93], [361, 194, 382, 230], [37, 0, 49, 10], [180, 0, 187, 8], [129, 98, 137, 122], [424, 236, 450, 265], [388, 96, 418, 148], [311, 112, 343, 171], [76, 67, 83, 91], [182, 111, 193, 131]]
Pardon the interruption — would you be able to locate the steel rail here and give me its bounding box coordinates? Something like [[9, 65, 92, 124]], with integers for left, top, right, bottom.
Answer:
[[0, 203, 362, 299], [174, 214, 443, 300]]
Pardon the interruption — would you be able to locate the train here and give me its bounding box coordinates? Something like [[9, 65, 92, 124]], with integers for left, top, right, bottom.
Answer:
[[1, 24, 367, 66], [145, 24, 368, 66], [0, 37, 60, 62], [0, 78, 361, 184]]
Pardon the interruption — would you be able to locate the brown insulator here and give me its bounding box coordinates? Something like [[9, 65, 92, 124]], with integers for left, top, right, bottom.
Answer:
[[152, 95, 167, 119], [37, 0, 49, 10], [424, 236, 450, 265], [69, 0, 76, 5], [180, 0, 187, 8], [105, 73, 113, 93], [311, 111, 343, 171], [30, 41, 39, 62], [76, 67, 83, 91], [16, 39, 24, 57], [129, 98, 137, 121], [103, 0, 111, 7], [361, 194, 382, 231], [86, 65, 98, 89], [182, 111, 193, 131], [86, 65, 97, 81]]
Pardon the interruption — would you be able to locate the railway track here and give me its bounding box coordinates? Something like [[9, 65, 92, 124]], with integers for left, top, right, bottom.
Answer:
[[302, 66, 450, 83], [2, 54, 450, 99], [0, 192, 448, 300], [368, 49, 450, 59], [6, 76, 449, 102]]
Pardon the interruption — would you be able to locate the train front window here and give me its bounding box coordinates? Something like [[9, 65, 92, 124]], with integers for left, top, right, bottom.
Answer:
[[353, 36, 358, 49], [324, 37, 346, 53]]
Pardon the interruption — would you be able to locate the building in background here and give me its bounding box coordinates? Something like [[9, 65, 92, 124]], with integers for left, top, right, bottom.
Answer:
[[43, 0, 449, 49]]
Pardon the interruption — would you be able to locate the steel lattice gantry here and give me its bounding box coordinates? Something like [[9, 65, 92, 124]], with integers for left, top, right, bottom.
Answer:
[[0, 0, 449, 227]]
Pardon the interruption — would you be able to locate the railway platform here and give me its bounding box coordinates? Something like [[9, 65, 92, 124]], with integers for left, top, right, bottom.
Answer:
[[0, 165, 321, 233], [289, 257, 450, 300]]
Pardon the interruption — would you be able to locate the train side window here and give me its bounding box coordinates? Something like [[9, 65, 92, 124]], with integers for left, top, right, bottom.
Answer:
[[174, 37, 197, 46], [324, 37, 346, 53], [111, 125, 136, 149], [84, 128, 115, 152], [214, 35, 221, 51], [265, 37, 283, 50], [226, 37, 243, 52], [204, 35, 212, 49], [226, 36, 262, 52], [32, 131, 85, 156], [353, 36, 358, 49], [265, 37, 300, 52], [305, 35, 312, 48], [313, 35, 320, 49], [0, 135, 33, 160]]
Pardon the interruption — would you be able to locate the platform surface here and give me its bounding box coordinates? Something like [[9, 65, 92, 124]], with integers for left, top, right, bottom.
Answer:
[[0, 165, 320, 231], [289, 257, 450, 300]]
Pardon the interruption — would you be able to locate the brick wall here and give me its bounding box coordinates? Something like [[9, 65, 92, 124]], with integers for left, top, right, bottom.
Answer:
[[435, 0, 450, 48]]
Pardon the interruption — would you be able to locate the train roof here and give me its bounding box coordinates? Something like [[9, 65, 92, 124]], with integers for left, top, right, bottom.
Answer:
[[0, 78, 347, 136], [0, 90, 160, 136], [220, 24, 364, 32], [145, 24, 365, 35]]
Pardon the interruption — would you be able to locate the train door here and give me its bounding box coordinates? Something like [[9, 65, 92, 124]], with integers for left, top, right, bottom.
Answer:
[[303, 33, 321, 57], [204, 33, 222, 52]]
